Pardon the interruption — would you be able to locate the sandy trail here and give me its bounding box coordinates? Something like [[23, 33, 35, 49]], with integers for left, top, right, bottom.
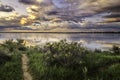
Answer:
[[22, 54, 32, 80]]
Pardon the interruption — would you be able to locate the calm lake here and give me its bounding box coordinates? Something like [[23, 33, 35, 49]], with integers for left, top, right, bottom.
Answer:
[[0, 33, 120, 50]]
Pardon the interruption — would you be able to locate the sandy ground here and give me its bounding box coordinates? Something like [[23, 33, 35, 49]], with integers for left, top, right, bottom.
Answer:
[[22, 54, 32, 80]]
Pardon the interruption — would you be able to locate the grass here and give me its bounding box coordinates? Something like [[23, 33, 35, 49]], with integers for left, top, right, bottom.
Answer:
[[27, 40, 120, 80], [0, 39, 120, 80], [83, 53, 120, 79], [0, 52, 23, 80], [28, 52, 120, 80], [0, 39, 26, 80]]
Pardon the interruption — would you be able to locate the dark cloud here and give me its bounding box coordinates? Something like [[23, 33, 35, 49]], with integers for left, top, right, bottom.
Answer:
[[47, 11, 58, 15], [47, 0, 120, 22], [0, 5, 14, 12], [101, 5, 120, 22], [19, 0, 35, 4], [103, 5, 120, 12], [104, 13, 120, 18], [31, 8, 39, 12], [99, 5, 120, 14], [1, 0, 120, 26], [88, 0, 120, 23]]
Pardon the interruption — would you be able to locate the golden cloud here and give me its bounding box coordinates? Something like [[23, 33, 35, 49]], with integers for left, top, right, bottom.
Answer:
[[20, 18, 27, 25], [20, 14, 37, 25], [105, 18, 120, 22], [28, 14, 36, 19], [20, 5, 40, 25]]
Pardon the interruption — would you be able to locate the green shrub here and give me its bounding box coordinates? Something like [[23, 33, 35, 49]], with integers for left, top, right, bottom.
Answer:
[[28, 53, 84, 80], [94, 49, 102, 53], [0, 53, 23, 80], [100, 64, 120, 80], [42, 40, 88, 67], [0, 39, 27, 53], [0, 39, 25, 80], [0, 51, 11, 65], [26, 40, 120, 80], [27, 40, 90, 80], [111, 45, 120, 55]]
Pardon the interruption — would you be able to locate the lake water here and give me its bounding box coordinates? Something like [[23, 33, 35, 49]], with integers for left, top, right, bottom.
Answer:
[[0, 33, 120, 50]]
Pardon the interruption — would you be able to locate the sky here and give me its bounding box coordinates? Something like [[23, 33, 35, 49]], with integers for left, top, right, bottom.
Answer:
[[0, 0, 120, 31]]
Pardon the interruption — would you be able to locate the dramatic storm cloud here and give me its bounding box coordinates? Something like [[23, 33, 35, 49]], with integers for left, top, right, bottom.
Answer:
[[0, 0, 120, 31], [41, 0, 120, 22], [0, 4, 14, 12], [19, 0, 35, 4]]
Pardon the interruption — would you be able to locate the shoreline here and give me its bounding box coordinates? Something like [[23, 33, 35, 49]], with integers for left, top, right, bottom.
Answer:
[[0, 31, 120, 34]]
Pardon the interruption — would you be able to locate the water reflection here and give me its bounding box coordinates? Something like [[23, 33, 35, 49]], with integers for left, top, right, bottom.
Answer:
[[0, 33, 120, 50]]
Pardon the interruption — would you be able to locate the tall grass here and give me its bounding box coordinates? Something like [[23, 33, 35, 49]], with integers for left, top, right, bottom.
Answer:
[[0, 52, 23, 80], [0, 39, 25, 80], [27, 40, 120, 80], [0, 39, 120, 80], [28, 40, 86, 80]]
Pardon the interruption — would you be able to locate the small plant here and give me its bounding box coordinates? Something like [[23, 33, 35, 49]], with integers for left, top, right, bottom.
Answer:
[[111, 45, 120, 55], [94, 49, 102, 53], [1, 39, 17, 52], [83, 66, 88, 80]]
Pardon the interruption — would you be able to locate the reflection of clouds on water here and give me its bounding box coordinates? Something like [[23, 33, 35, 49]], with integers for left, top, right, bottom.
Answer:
[[84, 43, 104, 50], [0, 33, 120, 50]]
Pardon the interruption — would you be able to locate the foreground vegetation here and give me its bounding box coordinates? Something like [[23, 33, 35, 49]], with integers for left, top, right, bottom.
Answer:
[[27, 40, 120, 80], [0, 39, 26, 80], [0, 53, 23, 80], [0, 39, 120, 80]]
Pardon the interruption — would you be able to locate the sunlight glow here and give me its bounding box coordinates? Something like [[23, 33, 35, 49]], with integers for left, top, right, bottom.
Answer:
[[20, 18, 27, 25], [28, 14, 36, 20], [36, 0, 43, 3]]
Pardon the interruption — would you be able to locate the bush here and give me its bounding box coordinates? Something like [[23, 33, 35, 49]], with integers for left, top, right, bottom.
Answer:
[[0, 39, 27, 52], [0, 51, 11, 64], [28, 40, 91, 80], [101, 64, 120, 80], [28, 53, 84, 80], [26, 40, 120, 80], [0, 53, 23, 80], [42, 40, 87, 67], [0, 39, 24, 80], [94, 49, 102, 53], [111, 45, 120, 55]]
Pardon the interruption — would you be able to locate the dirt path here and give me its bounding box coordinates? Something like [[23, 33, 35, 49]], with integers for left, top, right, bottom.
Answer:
[[22, 54, 32, 80]]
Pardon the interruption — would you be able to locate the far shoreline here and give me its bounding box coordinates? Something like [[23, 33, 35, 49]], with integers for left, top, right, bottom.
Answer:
[[0, 31, 120, 34]]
